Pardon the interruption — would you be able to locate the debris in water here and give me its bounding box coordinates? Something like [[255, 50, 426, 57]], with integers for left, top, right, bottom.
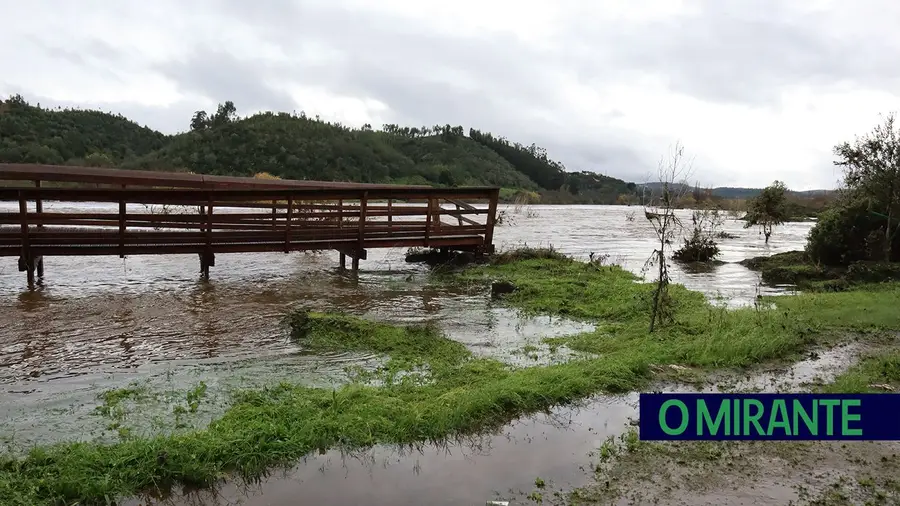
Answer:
[[648, 363, 691, 372]]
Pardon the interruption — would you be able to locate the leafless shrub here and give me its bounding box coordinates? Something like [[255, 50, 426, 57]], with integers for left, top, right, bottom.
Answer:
[[641, 141, 694, 332]]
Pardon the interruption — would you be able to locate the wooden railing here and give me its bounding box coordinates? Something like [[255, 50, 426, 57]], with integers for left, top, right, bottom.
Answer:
[[0, 184, 500, 288]]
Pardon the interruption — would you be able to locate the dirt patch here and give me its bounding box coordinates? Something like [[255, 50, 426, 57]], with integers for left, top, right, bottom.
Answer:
[[569, 435, 900, 505]]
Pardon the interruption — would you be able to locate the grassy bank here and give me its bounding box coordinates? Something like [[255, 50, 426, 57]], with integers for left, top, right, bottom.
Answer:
[[740, 250, 900, 291], [3, 253, 900, 505]]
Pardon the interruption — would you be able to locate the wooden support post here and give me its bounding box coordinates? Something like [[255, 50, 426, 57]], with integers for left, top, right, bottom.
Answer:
[[34, 180, 44, 279], [339, 252, 346, 270], [25, 262, 34, 289], [18, 193, 34, 289], [354, 191, 368, 273], [201, 195, 214, 280], [424, 197, 432, 246], [483, 188, 500, 256]]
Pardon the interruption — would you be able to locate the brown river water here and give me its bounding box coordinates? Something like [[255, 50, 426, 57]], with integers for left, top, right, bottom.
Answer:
[[0, 204, 817, 505]]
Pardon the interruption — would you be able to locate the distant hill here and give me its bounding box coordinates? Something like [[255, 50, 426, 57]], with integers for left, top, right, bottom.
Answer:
[[710, 187, 833, 199], [0, 94, 167, 167], [639, 182, 833, 199], [0, 95, 639, 203], [0, 94, 832, 205]]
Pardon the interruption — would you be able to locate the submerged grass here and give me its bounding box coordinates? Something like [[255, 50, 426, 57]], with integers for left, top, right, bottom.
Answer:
[[3, 251, 900, 505]]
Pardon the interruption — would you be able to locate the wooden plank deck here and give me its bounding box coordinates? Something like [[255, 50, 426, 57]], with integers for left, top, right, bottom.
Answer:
[[0, 164, 500, 288]]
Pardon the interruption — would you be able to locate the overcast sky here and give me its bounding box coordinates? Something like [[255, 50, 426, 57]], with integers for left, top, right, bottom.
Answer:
[[3, 0, 900, 189]]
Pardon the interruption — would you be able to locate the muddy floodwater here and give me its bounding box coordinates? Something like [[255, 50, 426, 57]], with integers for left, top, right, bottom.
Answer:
[[0, 204, 816, 504]]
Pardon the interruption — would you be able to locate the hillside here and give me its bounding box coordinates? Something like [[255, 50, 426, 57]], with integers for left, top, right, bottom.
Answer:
[[0, 95, 167, 166], [0, 96, 641, 203], [640, 182, 832, 199], [711, 187, 832, 199]]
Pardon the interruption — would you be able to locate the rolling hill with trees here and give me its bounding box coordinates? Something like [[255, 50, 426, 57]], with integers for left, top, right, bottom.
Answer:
[[0, 95, 639, 202], [0, 95, 829, 206]]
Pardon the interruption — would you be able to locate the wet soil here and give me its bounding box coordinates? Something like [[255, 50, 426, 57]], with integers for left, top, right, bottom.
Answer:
[[573, 438, 900, 505]]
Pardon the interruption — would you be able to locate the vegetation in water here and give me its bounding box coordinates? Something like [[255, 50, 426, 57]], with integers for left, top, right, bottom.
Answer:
[[743, 180, 789, 244], [673, 206, 725, 263]]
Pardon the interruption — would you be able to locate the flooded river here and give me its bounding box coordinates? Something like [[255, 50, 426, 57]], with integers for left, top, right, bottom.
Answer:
[[0, 204, 816, 505]]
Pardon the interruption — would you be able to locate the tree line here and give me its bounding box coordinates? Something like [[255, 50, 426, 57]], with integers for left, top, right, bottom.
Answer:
[[0, 95, 639, 203]]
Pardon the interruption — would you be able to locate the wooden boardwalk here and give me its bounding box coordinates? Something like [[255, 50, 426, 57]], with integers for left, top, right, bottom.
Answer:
[[0, 164, 500, 288]]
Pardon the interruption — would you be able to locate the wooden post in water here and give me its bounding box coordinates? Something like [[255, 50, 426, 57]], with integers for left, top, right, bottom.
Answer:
[[34, 180, 44, 278], [200, 194, 214, 280], [353, 191, 368, 273], [483, 188, 500, 257], [18, 193, 34, 289]]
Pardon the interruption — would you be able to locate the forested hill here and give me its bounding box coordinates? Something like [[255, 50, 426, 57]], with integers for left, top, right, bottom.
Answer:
[[0, 95, 167, 166], [641, 183, 832, 199], [0, 96, 640, 202]]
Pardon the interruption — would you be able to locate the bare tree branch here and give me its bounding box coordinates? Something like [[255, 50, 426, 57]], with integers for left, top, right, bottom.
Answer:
[[642, 141, 695, 332]]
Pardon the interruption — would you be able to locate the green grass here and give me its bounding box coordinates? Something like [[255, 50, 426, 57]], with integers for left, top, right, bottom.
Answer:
[[3, 252, 900, 505], [820, 350, 900, 393]]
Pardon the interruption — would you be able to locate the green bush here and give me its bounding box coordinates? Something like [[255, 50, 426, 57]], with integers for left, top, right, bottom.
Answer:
[[673, 230, 720, 262], [806, 199, 894, 265], [845, 262, 900, 283]]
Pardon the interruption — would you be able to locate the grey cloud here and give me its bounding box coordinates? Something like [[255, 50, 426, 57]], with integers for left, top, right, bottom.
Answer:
[[5, 0, 895, 188], [566, 0, 900, 106], [154, 48, 298, 116], [19, 36, 124, 84]]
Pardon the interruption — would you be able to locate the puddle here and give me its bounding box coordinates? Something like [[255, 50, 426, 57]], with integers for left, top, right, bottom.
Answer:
[[122, 342, 863, 506]]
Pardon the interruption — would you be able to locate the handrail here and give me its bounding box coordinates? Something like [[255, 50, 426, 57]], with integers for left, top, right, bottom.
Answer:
[[0, 186, 498, 203], [0, 163, 432, 190], [0, 166, 501, 288]]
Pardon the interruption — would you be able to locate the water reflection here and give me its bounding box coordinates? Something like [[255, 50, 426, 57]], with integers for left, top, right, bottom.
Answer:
[[125, 395, 639, 506]]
